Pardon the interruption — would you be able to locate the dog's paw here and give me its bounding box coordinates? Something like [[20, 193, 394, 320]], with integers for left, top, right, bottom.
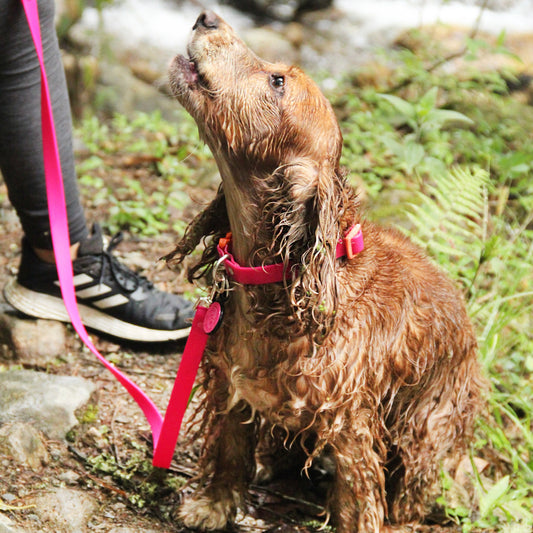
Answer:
[[179, 492, 236, 531]]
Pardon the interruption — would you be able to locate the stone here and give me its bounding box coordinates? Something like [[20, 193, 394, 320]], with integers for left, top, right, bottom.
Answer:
[[0, 422, 49, 471], [242, 27, 299, 64], [223, 0, 333, 22], [83, 426, 108, 450], [0, 369, 95, 439], [27, 488, 97, 533], [57, 470, 81, 486], [0, 312, 68, 366], [0, 513, 22, 533], [94, 61, 179, 120]]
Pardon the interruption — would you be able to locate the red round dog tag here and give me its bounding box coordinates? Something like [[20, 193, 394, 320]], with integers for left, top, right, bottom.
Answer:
[[203, 301, 224, 334]]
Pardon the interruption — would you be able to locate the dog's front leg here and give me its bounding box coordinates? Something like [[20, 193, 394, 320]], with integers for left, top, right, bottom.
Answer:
[[179, 403, 257, 530], [329, 432, 387, 533]]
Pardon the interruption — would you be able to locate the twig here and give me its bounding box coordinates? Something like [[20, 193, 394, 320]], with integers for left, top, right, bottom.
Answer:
[[86, 472, 130, 498], [111, 399, 125, 467], [115, 367, 175, 380], [0, 502, 36, 511], [249, 484, 325, 514], [67, 443, 88, 463]]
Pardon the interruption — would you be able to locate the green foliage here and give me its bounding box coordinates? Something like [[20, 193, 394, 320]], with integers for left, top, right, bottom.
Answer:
[[75, 110, 216, 236], [402, 166, 491, 289], [79, 404, 99, 424], [378, 88, 474, 179], [87, 448, 186, 510]]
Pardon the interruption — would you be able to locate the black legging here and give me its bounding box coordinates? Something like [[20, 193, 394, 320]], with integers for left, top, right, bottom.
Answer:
[[0, 0, 88, 250]]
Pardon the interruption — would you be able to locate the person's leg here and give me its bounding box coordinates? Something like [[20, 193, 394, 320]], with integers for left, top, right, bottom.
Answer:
[[0, 0, 193, 341], [0, 0, 88, 254]]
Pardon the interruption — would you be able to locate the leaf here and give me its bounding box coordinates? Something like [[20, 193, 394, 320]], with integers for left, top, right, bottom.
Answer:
[[402, 142, 425, 171], [479, 475, 510, 518], [422, 109, 474, 130], [417, 86, 439, 117], [377, 93, 416, 120], [381, 136, 405, 158], [401, 166, 490, 284]]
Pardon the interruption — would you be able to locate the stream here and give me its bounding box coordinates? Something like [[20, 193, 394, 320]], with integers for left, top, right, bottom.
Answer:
[[78, 0, 533, 75]]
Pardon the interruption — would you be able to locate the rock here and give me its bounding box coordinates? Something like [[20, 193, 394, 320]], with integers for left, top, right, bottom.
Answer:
[[223, 0, 333, 22], [0, 513, 23, 533], [95, 61, 179, 120], [395, 25, 533, 78], [242, 27, 299, 63], [0, 312, 68, 366], [84, 426, 108, 450], [0, 422, 49, 471], [27, 488, 97, 533], [0, 369, 95, 439], [57, 470, 82, 486]]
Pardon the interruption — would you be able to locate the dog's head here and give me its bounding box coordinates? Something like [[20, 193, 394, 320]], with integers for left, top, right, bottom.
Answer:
[[169, 11, 342, 173], [169, 12, 357, 337]]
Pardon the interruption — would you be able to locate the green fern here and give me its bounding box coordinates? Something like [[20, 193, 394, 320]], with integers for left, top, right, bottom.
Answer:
[[402, 166, 490, 289], [403, 165, 533, 532]]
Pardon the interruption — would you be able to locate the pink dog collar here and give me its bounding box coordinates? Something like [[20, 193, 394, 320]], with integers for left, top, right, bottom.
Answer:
[[217, 224, 364, 285]]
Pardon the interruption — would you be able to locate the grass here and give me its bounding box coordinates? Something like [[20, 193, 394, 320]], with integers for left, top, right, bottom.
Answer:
[[73, 28, 532, 532]]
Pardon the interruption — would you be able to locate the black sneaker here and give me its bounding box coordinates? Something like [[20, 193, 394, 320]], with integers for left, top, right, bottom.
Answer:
[[4, 224, 194, 342]]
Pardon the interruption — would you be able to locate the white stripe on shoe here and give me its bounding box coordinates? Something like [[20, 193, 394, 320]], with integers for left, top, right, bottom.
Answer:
[[75, 284, 112, 298], [93, 294, 129, 309], [55, 275, 131, 309]]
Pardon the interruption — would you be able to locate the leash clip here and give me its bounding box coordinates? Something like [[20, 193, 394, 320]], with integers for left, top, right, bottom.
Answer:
[[209, 253, 230, 303]]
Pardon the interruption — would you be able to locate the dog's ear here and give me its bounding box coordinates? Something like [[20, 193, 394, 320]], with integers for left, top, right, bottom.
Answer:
[[164, 185, 230, 281], [286, 160, 345, 340]]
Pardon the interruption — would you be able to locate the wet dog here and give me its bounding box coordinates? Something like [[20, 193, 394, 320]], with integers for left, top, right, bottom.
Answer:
[[166, 11, 485, 532]]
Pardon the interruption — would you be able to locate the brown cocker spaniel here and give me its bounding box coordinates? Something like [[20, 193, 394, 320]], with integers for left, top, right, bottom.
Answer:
[[166, 11, 485, 532]]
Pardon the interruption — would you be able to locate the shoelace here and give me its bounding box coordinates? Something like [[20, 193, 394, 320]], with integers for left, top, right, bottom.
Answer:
[[98, 232, 154, 294]]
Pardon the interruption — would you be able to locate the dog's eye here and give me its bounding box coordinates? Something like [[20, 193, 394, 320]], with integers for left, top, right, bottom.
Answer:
[[270, 74, 285, 91]]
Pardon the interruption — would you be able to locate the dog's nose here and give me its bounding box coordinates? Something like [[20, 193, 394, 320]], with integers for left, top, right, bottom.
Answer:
[[193, 11, 219, 31]]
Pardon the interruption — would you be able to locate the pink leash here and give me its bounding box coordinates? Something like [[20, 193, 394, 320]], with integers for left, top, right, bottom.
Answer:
[[21, 0, 205, 468]]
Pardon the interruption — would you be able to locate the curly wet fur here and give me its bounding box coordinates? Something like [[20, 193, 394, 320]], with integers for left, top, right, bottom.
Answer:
[[167, 11, 486, 532]]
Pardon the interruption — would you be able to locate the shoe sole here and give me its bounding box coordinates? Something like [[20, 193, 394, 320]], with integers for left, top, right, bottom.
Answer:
[[4, 279, 191, 342]]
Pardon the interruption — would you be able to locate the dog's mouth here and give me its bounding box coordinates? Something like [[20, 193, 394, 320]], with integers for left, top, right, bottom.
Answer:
[[171, 51, 214, 96], [174, 54, 199, 88]]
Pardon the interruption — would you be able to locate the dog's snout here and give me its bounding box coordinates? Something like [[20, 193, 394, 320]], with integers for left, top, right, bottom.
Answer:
[[193, 11, 219, 31]]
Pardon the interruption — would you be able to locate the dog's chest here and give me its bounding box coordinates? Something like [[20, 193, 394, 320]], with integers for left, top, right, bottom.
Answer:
[[218, 340, 282, 412], [214, 331, 319, 430]]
